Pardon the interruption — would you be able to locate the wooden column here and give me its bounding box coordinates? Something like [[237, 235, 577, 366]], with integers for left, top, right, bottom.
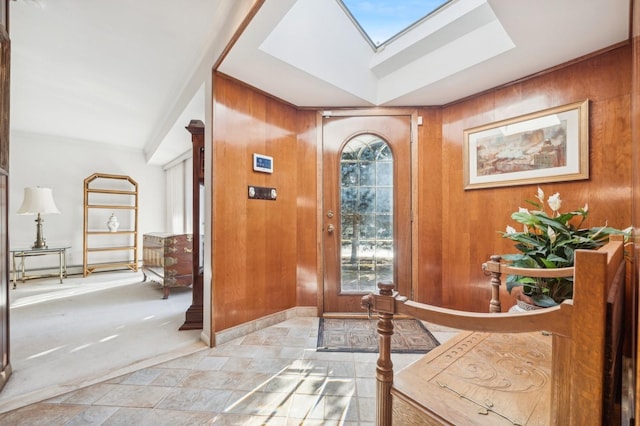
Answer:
[[180, 119, 204, 330], [376, 311, 394, 426]]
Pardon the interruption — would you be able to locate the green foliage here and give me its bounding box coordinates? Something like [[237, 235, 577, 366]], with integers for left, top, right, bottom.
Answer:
[[501, 188, 629, 307]]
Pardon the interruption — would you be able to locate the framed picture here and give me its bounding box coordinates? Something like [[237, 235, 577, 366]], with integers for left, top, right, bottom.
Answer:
[[463, 100, 589, 190]]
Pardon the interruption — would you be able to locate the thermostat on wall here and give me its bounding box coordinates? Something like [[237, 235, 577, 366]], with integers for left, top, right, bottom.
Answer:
[[253, 153, 273, 173]]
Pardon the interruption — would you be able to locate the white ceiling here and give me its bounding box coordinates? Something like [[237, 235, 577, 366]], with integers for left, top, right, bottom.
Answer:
[[8, 0, 630, 166]]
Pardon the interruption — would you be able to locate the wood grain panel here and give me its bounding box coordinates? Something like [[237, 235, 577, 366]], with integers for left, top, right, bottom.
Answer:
[[210, 44, 633, 331], [212, 74, 299, 331], [295, 110, 319, 308], [415, 107, 443, 305], [434, 45, 633, 313], [632, 0, 640, 421]]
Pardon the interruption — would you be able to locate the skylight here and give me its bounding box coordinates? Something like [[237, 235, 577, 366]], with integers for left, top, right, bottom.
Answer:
[[340, 0, 452, 46]]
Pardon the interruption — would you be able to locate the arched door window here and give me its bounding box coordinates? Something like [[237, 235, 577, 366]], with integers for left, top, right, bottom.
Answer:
[[340, 134, 393, 293]]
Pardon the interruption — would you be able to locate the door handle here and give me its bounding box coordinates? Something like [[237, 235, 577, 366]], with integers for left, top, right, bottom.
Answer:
[[327, 224, 335, 233]]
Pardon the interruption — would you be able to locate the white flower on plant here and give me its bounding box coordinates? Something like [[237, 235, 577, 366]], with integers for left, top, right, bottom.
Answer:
[[547, 192, 562, 213], [505, 225, 517, 234], [501, 187, 629, 307], [536, 187, 545, 204]]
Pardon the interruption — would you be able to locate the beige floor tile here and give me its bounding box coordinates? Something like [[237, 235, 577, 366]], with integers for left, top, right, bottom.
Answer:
[[0, 403, 85, 425], [92, 384, 173, 408], [358, 396, 377, 423], [224, 390, 293, 417], [57, 383, 119, 405], [155, 387, 231, 412], [101, 407, 215, 425], [1, 316, 450, 424], [148, 368, 192, 387], [323, 394, 359, 421], [64, 406, 119, 426]]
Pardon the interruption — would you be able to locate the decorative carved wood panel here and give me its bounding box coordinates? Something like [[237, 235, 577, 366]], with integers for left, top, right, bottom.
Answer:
[[392, 331, 552, 425]]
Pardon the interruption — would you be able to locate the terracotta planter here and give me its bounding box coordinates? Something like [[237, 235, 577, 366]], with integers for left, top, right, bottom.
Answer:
[[507, 267, 574, 311]]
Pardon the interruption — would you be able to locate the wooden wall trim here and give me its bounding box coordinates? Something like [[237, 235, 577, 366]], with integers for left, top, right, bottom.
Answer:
[[631, 0, 639, 421], [315, 111, 323, 318], [212, 0, 266, 71]]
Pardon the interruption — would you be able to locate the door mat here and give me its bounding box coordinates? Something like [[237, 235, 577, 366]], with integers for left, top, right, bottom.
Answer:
[[317, 318, 440, 353]]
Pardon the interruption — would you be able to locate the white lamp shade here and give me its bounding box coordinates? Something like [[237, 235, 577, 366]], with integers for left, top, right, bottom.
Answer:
[[17, 187, 61, 215]]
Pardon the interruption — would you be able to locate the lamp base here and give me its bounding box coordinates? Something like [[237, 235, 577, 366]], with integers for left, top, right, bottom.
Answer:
[[32, 213, 48, 249], [32, 240, 47, 250]]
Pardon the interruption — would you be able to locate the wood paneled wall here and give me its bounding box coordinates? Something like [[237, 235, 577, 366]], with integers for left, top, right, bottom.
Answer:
[[211, 74, 315, 331], [633, 1, 640, 251], [211, 44, 633, 332], [426, 45, 632, 312], [295, 110, 319, 308], [631, 0, 640, 420]]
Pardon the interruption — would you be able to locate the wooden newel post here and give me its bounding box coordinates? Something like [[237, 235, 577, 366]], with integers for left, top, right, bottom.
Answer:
[[361, 280, 396, 426], [376, 313, 394, 426], [483, 255, 503, 313]]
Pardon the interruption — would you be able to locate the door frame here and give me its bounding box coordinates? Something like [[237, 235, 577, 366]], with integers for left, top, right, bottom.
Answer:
[[316, 108, 419, 317]]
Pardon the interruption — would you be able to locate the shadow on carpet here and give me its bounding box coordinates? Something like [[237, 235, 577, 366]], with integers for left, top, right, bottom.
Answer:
[[317, 318, 440, 353]]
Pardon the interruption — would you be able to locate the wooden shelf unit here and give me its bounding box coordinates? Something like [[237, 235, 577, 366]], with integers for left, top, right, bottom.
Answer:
[[83, 173, 139, 276]]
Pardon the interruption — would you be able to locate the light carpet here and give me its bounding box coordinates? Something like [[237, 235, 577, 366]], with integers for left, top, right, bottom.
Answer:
[[0, 271, 206, 413]]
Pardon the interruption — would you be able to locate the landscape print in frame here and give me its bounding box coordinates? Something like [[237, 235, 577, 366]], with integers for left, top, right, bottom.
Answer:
[[463, 100, 589, 190]]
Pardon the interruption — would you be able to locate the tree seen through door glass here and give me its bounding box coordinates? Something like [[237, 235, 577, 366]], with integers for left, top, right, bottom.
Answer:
[[340, 134, 393, 293]]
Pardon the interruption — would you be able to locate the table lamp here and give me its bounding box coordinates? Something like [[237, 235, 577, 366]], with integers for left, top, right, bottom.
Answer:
[[17, 187, 60, 249]]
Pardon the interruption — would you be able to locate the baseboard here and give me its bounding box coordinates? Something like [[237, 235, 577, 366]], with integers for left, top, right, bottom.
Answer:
[[214, 306, 317, 346]]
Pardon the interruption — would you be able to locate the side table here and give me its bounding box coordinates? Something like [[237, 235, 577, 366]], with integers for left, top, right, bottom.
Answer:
[[10, 246, 70, 289]]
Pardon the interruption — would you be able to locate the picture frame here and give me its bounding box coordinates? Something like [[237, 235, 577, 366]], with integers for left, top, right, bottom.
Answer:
[[463, 99, 589, 190], [253, 153, 273, 174]]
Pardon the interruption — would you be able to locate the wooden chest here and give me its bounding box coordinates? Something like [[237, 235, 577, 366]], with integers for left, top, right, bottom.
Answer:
[[142, 233, 193, 299]]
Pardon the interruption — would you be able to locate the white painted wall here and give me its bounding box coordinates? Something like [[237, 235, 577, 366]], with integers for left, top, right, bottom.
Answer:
[[9, 131, 166, 274]]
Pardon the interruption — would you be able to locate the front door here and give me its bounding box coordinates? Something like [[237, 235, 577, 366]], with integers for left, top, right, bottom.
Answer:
[[322, 112, 412, 314]]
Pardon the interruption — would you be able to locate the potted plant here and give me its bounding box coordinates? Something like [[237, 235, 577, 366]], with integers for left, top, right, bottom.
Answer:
[[501, 187, 629, 308]]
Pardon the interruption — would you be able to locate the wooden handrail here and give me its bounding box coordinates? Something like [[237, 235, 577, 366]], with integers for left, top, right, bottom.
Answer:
[[483, 256, 574, 313]]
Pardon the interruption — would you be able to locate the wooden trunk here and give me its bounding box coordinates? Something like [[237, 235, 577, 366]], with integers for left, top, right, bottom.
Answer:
[[142, 233, 193, 299]]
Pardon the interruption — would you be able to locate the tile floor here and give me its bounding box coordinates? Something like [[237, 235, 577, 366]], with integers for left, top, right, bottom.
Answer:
[[0, 316, 458, 425]]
